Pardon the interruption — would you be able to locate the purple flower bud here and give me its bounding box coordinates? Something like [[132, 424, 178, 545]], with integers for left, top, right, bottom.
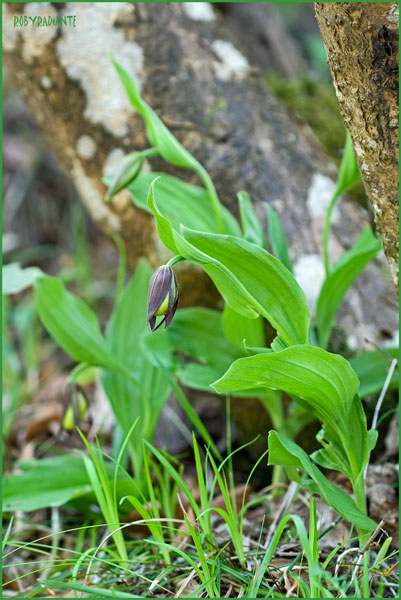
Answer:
[[147, 265, 179, 332]]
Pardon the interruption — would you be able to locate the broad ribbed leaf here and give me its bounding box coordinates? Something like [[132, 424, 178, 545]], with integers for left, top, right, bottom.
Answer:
[[3, 455, 94, 512], [177, 228, 310, 345], [317, 227, 381, 347], [3, 455, 133, 512], [222, 305, 265, 349], [35, 276, 125, 374], [148, 182, 309, 344], [268, 431, 376, 532], [213, 345, 359, 447]]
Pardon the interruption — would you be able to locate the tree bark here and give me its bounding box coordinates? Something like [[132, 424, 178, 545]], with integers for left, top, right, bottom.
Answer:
[[315, 2, 399, 288], [3, 2, 398, 348]]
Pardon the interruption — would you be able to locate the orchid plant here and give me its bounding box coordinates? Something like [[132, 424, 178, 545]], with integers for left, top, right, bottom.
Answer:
[[106, 57, 387, 545], [9, 56, 393, 547]]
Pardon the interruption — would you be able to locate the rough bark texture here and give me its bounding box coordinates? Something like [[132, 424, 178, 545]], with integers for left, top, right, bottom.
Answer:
[[315, 2, 399, 287], [3, 2, 398, 347]]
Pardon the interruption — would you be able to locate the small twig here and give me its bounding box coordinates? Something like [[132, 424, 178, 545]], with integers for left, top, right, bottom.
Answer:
[[335, 548, 360, 578], [364, 358, 397, 483], [371, 359, 398, 431]]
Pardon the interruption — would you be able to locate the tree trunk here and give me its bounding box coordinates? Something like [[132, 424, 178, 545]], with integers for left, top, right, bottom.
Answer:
[[3, 2, 397, 348], [315, 2, 399, 287]]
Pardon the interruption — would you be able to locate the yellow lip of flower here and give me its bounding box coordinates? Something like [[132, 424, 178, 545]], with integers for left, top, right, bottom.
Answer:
[[154, 293, 169, 316], [147, 266, 179, 332]]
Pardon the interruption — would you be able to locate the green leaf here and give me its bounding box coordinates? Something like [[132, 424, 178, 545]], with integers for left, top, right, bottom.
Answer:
[[3, 455, 96, 512], [3, 262, 43, 295], [311, 447, 350, 474], [222, 304, 265, 349], [111, 56, 200, 170], [147, 177, 180, 254], [265, 204, 293, 272], [212, 344, 359, 454], [124, 172, 240, 236], [35, 276, 125, 375], [175, 227, 310, 346], [335, 130, 361, 197], [268, 431, 377, 532], [167, 307, 240, 369], [102, 259, 170, 440], [270, 335, 288, 352], [350, 348, 398, 398], [162, 307, 261, 395], [237, 191, 266, 248], [316, 227, 382, 347], [147, 181, 309, 345], [323, 131, 362, 274], [176, 363, 226, 392]]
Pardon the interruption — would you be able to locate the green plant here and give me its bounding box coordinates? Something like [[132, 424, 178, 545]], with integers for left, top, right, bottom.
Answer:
[[106, 59, 394, 547]]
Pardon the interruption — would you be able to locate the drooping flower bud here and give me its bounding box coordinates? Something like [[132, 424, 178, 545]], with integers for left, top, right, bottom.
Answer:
[[105, 152, 144, 202], [147, 265, 179, 332], [62, 384, 88, 431]]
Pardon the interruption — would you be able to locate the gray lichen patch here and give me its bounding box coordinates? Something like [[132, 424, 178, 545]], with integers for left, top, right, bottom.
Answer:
[[306, 173, 340, 222], [77, 135, 97, 160], [182, 2, 216, 22], [21, 4, 58, 63], [2, 4, 19, 51], [293, 253, 325, 315], [41, 76, 52, 89], [3, 3, 58, 59], [56, 3, 144, 136], [211, 40, 250, 82]]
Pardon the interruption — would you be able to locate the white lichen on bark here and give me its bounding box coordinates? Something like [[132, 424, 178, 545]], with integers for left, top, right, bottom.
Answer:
[[76, 135, 97, 159], [182, 2, 216, 22], [211, 40, 250, 81], [306, 173, 340, 222], [293, 253, 325, 314], [56, 3, 144, 136]]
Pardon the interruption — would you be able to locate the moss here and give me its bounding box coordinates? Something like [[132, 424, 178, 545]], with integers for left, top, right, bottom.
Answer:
[[266, 72, 367, 208], [266, 72, 345, 161]]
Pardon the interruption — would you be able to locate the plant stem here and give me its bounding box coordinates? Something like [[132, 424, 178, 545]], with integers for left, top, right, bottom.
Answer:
[[352, 474, 370, 547], [141, 147, 160, 158], [167, 255, 186, 267], [197, 166, 225, 234], [341, 434, 370, 547]]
